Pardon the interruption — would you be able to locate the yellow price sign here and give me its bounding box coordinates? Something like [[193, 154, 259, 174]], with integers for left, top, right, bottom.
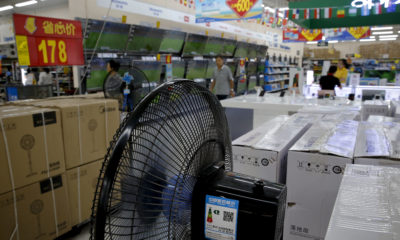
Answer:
[[16, 35, 31, 66]]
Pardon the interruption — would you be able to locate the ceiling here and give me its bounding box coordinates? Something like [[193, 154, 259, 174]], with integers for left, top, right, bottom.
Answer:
[[0, 0, 68, 16], [262, 0, 308, 9]]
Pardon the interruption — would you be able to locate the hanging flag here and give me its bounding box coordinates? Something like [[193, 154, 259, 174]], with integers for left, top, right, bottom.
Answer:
[[337, 9, 345, 18], [348, 8, 357, 17], [324, 8, 332, 18], [304, 8, 310, 19], [282, 18, 288, 26], [292, 9, 300, 19], [314, 8, 320, 19], [373, 2, 382, 14], [361, 5, 370, 16], [387, 0, 397, 13], [284, 10, 289, 19]]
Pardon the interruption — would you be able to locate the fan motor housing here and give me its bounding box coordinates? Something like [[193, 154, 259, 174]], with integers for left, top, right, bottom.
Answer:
[[192, 164, 287, 240]]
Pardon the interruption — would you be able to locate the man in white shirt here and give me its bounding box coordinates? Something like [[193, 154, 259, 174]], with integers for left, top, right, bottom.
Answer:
[[38, 68, 53, 85]]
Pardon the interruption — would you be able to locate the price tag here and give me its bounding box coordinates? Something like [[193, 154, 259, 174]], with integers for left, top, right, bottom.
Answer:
[[205, 195, 239, 240], [13, 14, 84, 67]]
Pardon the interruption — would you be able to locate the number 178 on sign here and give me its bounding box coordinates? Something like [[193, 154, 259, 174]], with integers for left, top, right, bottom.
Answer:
[[37, 38, 68, 64]]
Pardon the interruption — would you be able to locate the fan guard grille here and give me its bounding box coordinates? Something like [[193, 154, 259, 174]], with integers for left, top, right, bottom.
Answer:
[[91, 80, 232, 240]]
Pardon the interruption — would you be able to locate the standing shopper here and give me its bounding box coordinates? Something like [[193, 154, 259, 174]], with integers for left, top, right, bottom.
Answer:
[[209, 55, 235, 100]]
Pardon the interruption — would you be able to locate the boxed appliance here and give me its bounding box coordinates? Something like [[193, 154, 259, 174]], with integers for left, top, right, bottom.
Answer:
[[325, 165, 400, 240], [284, 120, 359, 240], [361, 100, 390, 120], [232, 114, 317, 183], [355, 122, 400, 168], [367, 115, 400, 123], [66, 159, 103, 226], [0, 173, 71, 240], [0, 106, 65, 195], [19, 98, 119, 169]]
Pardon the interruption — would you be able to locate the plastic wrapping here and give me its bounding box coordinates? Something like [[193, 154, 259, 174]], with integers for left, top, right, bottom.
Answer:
[[290, 120, 359, 159], [326, 164, 400, 240], [253, 113, 317, 151], [355, 122, 391, 158]]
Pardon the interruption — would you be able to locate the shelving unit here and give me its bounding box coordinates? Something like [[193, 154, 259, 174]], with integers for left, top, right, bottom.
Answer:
[[263, 60, 291, 93]]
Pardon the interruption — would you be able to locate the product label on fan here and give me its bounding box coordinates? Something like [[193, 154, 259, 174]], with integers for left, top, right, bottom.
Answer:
[[205, 195, 239, 240]]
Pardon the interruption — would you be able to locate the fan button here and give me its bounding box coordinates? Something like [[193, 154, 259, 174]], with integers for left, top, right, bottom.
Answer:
[[261, 158, 269, 166]]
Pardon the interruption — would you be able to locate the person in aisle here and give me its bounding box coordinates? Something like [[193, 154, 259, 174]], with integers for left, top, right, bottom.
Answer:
[[334, 59, 349, 85], [320, 66, 342, 91], [24, 68, 36, 85], [209, 55, 235, 100], [38, 68, 53, 85], [104, 59, 123, 108]]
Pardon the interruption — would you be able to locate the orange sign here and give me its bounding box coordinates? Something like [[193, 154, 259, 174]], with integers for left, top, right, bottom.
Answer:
[[226, 0, 258, 18]]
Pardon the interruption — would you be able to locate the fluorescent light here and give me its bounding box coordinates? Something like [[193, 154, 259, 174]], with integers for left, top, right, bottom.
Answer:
[[379, 35, 398, 38], [328, 40, 339, 43], [369, 36, 376, 39], [306, 41, 318, 44], [372, 31, 394, 35], [0, 5, 13, 11], [15, 0, 37, 7], [380, 38, 397, 41], [279, 7, 289, 11], [360, 39, 376, 42], [264, 7, 276, 13], [371, 26, 393, 31]]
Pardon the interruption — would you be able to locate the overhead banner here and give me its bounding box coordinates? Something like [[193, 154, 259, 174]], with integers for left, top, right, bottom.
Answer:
[[324, 27, 371, 41], [195, 0, 263, 23], [13, 13, 84, 66], [283, 28, 323, 42]]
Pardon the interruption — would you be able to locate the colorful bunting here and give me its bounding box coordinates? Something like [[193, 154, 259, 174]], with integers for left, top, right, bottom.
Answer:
[[373, 2, 382, 14], [313, 8, 320, 19], [304, 8, 310, 19], [324, 8, 333, 18], [292, 9, 300, 19], [348, 8, 357, 17], [337, 9, 345, 18]]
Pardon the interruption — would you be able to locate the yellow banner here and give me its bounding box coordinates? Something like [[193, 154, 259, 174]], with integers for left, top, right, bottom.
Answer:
[[16, 35, 30, 66]]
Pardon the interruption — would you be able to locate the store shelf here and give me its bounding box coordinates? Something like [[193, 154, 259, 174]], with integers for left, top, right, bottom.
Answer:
[[264, 71, 290, 75], [264, 78, 289, 83]]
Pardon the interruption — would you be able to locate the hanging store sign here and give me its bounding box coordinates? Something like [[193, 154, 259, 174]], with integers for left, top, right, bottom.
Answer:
[[283, 28, 323, 42], [324, 27, 371, 41], [195, 0, 263, 23], [13, 14, 84, 67], [351, 0, 400, 9]]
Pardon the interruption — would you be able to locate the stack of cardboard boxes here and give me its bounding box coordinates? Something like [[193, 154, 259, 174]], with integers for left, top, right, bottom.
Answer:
[[284, 120, 359, 240], [0, 97, 120, 239]]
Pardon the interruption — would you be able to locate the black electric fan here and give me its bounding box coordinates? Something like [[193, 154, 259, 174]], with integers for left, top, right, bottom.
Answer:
[[103, 65, 151, 111], [91, 80, 286, 240]]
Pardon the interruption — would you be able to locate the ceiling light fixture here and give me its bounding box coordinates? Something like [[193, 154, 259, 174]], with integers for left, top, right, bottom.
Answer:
[[0, 5, 13, 11], [328, 40, 339, 43], [379, 38, 397, 41], [372, 31, 394, 35], [371, 26, 393, 31], [306, 41, 318, 44], [15, 0, 37, 7], [360, 39, 376, 42], [379, 35, 398, 38]]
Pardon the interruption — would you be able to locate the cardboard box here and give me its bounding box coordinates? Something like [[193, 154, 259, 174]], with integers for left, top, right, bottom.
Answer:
[[326, 165, 400, 240], [0, 106, 65, 195], [367, 115, 400, 123], [0, 174, 71, 240], [18, 98, 119, 169], [355, 122, 400, 168], [361, 100, 390, 120], [66, 159, 103, 226], [284, 120, 359, 240], [232, 114, 316, 183]]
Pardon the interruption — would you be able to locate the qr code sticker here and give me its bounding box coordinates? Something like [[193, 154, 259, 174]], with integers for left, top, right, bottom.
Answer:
[[223, 211, 234, 222]]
